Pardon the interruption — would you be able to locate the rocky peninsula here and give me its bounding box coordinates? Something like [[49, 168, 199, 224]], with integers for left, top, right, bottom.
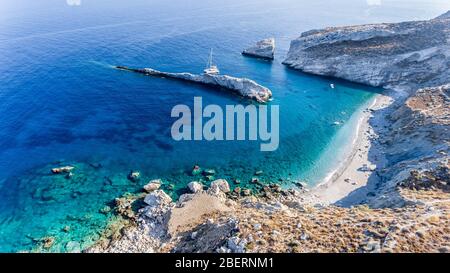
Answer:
[[283, 14, 449, 92], [84, 12, 449, 253], [115, 66, 273, 103], [242, 38, 276, 60]]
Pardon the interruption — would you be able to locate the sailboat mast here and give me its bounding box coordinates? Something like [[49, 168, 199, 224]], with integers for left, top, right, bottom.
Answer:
[[208, 48, 213, 68], [210, 48, 213, 67]]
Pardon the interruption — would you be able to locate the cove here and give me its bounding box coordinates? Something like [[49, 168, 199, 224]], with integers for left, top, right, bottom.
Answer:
[[0, 0, 392, 252]]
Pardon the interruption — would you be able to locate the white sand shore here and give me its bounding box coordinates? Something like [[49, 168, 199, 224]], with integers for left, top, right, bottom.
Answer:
[[310, 94, 393, 204]]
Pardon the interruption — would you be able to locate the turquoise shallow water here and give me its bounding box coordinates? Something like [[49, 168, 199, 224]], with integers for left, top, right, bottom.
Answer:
[[0, 0, 448, 252]]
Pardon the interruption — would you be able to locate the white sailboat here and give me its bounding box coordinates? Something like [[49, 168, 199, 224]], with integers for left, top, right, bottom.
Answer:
[[204, 48, 220, 75]]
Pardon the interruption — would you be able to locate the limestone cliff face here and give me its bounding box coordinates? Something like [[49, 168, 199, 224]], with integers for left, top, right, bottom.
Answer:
[[283, 14, 450, 92]]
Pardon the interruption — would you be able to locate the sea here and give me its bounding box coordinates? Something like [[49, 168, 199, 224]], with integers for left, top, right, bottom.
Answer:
[[0, 0, 448, 252]]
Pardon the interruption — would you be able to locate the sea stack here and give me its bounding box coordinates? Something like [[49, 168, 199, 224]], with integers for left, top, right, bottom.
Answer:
[[242, 38, 275, 60]]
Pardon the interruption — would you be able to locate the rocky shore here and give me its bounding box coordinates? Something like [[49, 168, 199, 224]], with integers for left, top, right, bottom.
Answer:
[[87, 12, 450, 253], [115, 66, 273, 103], [86, 174, 449, 253]]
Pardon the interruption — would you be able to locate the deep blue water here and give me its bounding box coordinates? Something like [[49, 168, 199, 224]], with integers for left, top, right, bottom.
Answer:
[[0, 0, 448, 252]]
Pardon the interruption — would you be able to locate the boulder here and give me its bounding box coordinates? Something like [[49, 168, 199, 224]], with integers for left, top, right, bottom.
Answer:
[[143, 179, 162, 192], [187, 181, 203, 193], [209, 179, 230, 194], [127, 170, 140, 182], [144, 190, 172, 207]]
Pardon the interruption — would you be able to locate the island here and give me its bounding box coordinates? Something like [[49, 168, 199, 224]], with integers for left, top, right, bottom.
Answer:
[[242, 38, 275, 60]]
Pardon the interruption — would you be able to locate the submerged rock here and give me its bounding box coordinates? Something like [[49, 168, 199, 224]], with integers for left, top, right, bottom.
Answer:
[[127, 171, 140, 182], [89, 162, 102, 169], [65, 241, 82, 253], [65, 172, 74, 179], [100, 206, 112, 214], [51, 166, 74, 174], [203, 169, 216, 176], [191, 165, 202, 176], [38, 236, 55, 249], [242, 38, 275, 60], [205, 175, 215, 181]]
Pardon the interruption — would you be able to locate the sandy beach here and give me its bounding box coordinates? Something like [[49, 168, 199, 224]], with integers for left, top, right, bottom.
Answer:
[[311, 94, 393, 204]]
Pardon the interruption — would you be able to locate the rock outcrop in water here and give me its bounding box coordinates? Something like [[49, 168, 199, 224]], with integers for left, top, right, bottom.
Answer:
[[283, 14, 450, 92], [115, 66, 272, 103], [242, 38, 275, 60]]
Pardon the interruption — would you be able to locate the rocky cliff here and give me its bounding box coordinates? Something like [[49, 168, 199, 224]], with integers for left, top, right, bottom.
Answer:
[[283, 14, 450, 92], [367, 84, 449, 208]]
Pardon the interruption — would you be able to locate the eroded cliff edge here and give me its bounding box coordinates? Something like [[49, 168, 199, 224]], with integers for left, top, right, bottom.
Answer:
[[283, 14, 450, 92]]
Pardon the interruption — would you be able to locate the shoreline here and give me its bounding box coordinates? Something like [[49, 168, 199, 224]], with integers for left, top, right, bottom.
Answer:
[[310, 93, 393, 204]]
